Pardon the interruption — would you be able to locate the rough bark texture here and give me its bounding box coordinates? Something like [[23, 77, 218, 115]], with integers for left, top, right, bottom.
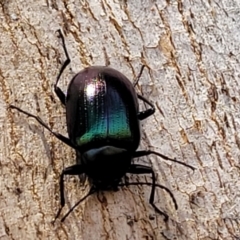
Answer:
[[1, 0, 240, 239]]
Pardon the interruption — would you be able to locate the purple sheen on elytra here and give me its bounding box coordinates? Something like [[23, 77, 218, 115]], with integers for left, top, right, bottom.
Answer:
[[76, 75, 133, 147]]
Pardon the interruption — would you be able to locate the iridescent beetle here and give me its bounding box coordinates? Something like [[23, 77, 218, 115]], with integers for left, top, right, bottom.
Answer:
[[10, 30, 194, 222]]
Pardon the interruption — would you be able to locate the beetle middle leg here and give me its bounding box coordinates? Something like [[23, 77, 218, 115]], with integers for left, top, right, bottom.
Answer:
[[54, 29, 71, 105], [9, 105, 75, 149], [133, 150, 195, 170]]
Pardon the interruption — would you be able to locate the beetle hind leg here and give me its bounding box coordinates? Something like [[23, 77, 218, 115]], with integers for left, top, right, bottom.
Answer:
[[137, 94, 155, 120], [54, 30, 71, 105], [54, 86, 66, 105], [132, 65, 156, 120], [132, 65, 155, 120], [133, 65, 145, 87]]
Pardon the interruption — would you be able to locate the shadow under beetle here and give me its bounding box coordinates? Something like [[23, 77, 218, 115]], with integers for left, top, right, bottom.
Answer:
[[9, 30, 194, 222]]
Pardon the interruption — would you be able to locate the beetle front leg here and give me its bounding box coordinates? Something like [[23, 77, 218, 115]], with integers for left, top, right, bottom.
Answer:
[[127, 164, 169, 221], [60, 186, 96, 222], [54, 30, 71, 105], [54, 164, 86, 221]]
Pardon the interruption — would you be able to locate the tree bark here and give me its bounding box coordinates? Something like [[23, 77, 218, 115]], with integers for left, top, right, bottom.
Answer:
[[1, 0, 240, 239]]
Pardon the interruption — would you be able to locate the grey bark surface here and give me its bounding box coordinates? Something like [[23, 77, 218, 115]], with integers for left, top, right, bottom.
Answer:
[[1, 0, 240, 239]]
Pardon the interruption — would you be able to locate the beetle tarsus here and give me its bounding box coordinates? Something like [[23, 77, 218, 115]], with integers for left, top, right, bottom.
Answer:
[[133, 65, 146, 86], [133, 150, 195, 170], [60, 187, 95, 222], [53, 206, 63, 223]]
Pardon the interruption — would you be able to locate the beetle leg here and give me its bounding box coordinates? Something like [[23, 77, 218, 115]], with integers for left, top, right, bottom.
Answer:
[[9, 105, 75, 149], [133, 65, 145, 86], [132, 65, 155, 120], [133, 150, 195, 170], [118, 180, 177, 210], [60, 186, 96, 222], [127, 164, 170, 221], [54, 86, 66, 105], [54, 30, 71, 105], [137, 94, 155, 120], [54, 164, 87, 221]]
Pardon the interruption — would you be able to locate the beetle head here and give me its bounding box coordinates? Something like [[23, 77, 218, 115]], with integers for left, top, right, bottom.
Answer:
[[82, 146, 132, 188]]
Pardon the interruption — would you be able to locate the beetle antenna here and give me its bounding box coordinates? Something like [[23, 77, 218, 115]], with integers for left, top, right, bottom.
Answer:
[[60, 187, 96, 222]]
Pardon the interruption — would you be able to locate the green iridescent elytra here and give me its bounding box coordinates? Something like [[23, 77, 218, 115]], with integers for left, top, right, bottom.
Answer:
[[66, 66, 140, 152]]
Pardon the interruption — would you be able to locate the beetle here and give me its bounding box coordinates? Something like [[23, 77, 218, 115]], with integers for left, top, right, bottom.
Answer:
[[9, 30, 194, 222]]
